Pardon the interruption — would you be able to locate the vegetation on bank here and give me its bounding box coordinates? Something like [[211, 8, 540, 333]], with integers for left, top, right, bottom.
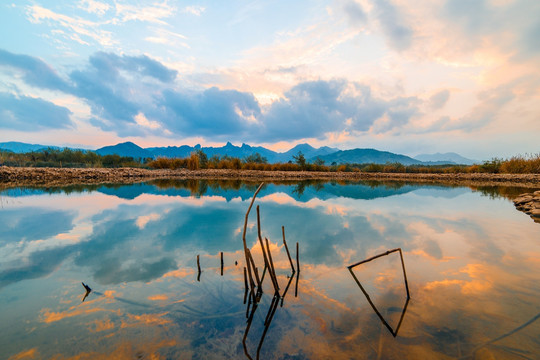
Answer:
[[1, 148, 539, 174]]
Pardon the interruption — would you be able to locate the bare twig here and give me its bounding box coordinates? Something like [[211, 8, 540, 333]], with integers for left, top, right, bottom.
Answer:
[[282, 226, 295, 273]]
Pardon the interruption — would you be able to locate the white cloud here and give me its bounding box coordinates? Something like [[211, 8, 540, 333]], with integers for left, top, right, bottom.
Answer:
[[144, 27, 189, 48], [114, 1, 176, 25], [78, 0, 111, 16], [26, 5, 115, 47], [182, 5, 206, 16]]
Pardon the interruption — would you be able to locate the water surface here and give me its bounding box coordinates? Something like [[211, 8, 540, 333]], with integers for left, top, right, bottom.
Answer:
[[1, 180, 539, 359]]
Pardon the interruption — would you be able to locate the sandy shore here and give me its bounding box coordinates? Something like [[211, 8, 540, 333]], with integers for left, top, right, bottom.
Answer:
[[1, 166, 540, 189]]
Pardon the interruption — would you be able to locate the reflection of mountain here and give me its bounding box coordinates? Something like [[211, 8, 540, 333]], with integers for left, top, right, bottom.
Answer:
[[95, 180, 423, 202]]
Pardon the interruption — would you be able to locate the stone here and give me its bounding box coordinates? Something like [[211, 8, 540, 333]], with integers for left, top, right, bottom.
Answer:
[[530, 209, 540, 218], [514, 195, 533, 205]]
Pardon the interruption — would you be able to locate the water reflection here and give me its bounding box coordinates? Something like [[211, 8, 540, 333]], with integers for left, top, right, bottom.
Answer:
[[0, 179, 539, 359], [348, 248, 410, 337], [81, 282, 92, 302]]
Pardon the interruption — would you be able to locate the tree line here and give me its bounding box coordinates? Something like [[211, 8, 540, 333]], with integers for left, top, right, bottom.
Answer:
[[1, 148, 539, 174]]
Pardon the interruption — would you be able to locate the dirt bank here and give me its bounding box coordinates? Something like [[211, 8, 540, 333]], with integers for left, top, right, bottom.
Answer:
[[1, 166, 540, 189]]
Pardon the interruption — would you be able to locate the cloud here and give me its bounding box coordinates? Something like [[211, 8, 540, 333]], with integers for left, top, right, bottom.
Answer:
[[114, 1, 176, 25], [343, 0, 367, 26], [0, 208, 75, 244], [26, 5, 115, 46], [0, 246, 76, 290], [373, 0, 413, 51], [158, 87, 261, 139], [427, 83, 515, 132], [86, 51, 177, 83], [1, 49, 422, 142], [0, 92, 74, 131], [260, 80, 419, 140], [182, 5, 206, 16], [78, 0, 111, 16], [428, 89, 450, 110], [0, 49, 70, 92], [439, 0, 540, 60], [68, 51, 177, 136]]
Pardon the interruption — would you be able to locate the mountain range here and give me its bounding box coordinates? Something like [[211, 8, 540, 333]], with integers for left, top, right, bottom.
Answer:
[[0, 141, 477, 165]]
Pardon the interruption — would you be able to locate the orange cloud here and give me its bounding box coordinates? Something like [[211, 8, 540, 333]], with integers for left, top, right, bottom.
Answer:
[[88, 318, 115, 333], [40, 307, 107, 323], [148, 294, 169, 301], [8, 348, 38, 360], [121, 312, 171, 329], [162, 268, 195, 279]]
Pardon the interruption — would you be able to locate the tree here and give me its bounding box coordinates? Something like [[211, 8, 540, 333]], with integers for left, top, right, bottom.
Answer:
[[293, 151, 306, 169], [195, 149, 208, 169], [244, 152, 268, 164], [313, 157, 325, 166]]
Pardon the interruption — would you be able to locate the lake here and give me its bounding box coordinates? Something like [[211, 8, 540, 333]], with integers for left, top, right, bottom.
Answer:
[[1, 179, 539, 359]]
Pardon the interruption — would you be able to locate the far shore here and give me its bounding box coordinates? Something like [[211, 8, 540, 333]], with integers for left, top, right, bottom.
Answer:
[[1, 166, 540, 191]]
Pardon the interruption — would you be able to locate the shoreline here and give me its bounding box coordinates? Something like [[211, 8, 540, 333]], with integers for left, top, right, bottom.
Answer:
[[1, 166, 540, 190]]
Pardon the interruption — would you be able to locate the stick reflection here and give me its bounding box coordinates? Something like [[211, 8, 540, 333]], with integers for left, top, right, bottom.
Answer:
[[348, 248, 410, 337]]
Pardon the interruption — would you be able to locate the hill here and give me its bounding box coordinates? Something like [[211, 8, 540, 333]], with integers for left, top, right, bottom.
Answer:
[[95, 142, 152, 159], [414, 152, 476, 165], [315, 148, 423, 165], [0, 141, 60, 153]]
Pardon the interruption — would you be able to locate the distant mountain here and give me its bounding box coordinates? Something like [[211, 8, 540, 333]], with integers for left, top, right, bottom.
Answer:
[[95, 142, 152, 159], [147, 145, 195, 159], [0, 141, 60, 153], [276, 143, 339, 163], [414, 152, 476, 165], [315, 148, 423, 165], [1, 140, 478, 167], [203, 142, 279, 162]]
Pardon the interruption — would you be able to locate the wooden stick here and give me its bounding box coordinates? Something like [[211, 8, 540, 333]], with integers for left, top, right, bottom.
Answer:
[[257, 296, 280, 359], [242, 183, 264, 298], [257, 206, 279, 293], [243, 267, 248, 292], [295, 269, 299, 297], [296, 242, 300, 273], [280, 273, 295, 307], [197, 254, 201, 282], [245, 249, 256, 297], [247, 248, 262, 290], [282, 226, 295, 273], [265, 237, 280, 293], [398, 248, 411, 299], [220, 251, 224, 276]]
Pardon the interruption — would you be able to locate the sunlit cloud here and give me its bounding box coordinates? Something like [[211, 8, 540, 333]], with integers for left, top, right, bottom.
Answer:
[[120, 312, 171, 328], [88, 318, 115, 332], [7, 348, 38, 360]]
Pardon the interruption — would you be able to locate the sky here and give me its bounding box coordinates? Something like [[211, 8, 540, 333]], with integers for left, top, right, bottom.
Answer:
[[0, 0, 538, 160]]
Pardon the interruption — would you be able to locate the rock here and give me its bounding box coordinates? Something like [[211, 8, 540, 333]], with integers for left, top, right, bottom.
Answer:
[[514, 192, 540, 224], [514, 195, 533, 205]]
